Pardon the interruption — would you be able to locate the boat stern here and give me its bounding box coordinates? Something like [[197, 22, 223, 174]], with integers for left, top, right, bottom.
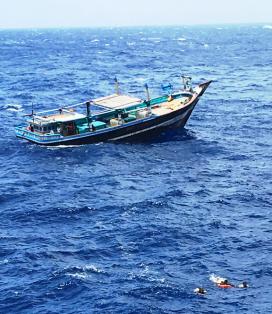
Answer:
[[15, 126, 62, 145]]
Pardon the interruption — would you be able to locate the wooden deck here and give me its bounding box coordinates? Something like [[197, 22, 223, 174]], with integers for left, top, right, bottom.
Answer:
[[151, 98, 189, 116]]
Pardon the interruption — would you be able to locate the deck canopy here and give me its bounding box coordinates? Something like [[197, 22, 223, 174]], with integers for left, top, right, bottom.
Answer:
[[93, 94, 142, 110], [29, 110, 86, 125]]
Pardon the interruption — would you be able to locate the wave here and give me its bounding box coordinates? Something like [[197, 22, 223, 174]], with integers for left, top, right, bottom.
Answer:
[[147, 37, 161, 41], [64, 264, 105, 280], [46, 145, 82, 149], [66, 272, 88, 280], [0, 26, 271, 314], [0, 259, 9, 265], [1, 104, 23, 112], [209, 273, 226, 284]]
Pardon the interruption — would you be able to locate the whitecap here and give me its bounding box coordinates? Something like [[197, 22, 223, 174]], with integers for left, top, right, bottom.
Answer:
[[66, 272, 88, 279], [46, 145, 81, 149], [91, 39, 100, 42], [84, 264, 104, 273], [4, 40, 23, 45], [140, 263, 149, 273], [263, 25, 272, 29], [3, 104, 23, 112], [7, 108, 20, 112], [209, 273, 226, 284], [135, 77, 146, 82], [177, 37, 187, 41], [148, 37, 161, 41], [64, 264, 104, 279], [0, 258, 9, 264]]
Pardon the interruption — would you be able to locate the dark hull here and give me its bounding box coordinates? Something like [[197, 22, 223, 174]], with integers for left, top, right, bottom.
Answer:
[[19, 101, 197, 146]]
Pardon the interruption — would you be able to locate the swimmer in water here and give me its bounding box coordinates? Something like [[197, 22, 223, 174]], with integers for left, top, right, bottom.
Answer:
[[194, 287, 207, 295], [209, 274, 234, 288], [210, 274, 249, 289], [217, 279, 234, 288]]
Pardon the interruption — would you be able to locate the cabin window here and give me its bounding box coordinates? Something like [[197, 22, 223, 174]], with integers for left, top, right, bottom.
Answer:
[[48, 125, 58, 132]]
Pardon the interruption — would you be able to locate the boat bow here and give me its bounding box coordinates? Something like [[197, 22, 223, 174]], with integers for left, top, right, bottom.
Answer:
[[194, 80, 213, 97]]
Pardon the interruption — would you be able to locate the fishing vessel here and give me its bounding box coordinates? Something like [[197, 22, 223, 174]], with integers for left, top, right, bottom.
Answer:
[[15, 76, 212, 146]]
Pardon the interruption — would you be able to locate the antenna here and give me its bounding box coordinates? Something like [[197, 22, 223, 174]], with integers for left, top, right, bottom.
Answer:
[[114, 77, 120, 95], [31, 102, 34, 123]]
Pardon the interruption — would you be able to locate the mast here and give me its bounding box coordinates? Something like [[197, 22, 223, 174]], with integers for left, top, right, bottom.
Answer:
[[86, 101, 91, 128], [144, 83, 151, 102], [31, 102, 35, 124], [144, 83, 152, 115]]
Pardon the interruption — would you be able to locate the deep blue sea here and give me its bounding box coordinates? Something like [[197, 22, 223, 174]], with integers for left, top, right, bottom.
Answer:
[[0, 25, 272, 313]]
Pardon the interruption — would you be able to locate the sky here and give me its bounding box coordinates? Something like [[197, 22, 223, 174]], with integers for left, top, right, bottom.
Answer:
[[0, 0, 271, 29]]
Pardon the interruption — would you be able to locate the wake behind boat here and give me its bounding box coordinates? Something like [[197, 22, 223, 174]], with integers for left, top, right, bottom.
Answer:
[[15, 76, 212, 146]]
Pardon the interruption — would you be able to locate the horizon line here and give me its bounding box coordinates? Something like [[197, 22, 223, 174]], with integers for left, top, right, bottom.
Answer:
[[0, 21, 271, 31]]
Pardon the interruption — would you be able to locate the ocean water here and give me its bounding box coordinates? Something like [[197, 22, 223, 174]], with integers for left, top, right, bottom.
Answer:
[[0, 25, 272, 313]]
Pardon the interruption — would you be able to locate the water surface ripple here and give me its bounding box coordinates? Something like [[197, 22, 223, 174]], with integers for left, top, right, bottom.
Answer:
[[0, 25, 272, 313]]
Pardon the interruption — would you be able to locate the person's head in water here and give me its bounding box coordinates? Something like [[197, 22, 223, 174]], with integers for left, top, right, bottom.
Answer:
[[194, 287, 207, 295], [238, 281, 248, 288]]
